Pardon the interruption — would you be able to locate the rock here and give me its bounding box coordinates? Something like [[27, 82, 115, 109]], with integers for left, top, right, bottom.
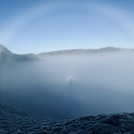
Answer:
[[1, 105, 134, 133]]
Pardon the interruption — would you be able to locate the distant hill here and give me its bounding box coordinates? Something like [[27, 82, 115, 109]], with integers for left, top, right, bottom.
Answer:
[[1, 44, 133, 58], [38, 47, 124, 56]]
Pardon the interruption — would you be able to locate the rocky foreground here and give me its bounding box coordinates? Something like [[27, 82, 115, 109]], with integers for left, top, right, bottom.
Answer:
[[0, 106, 134, 134]]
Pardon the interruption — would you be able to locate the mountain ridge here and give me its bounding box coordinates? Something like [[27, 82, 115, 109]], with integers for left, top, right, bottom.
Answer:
[[39, 47, 124, 56], [0, 44, 133, 56], [0, 44, 39, 61], [0, 44, 12, 54]]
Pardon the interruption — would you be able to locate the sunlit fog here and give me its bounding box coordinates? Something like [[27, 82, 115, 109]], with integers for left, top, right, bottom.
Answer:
[[1, 45, 134, 119]]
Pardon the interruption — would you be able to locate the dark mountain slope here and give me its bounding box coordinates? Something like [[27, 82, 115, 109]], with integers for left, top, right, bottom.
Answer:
[[0, 44, 39, 63], [0, 105, 134, 134]]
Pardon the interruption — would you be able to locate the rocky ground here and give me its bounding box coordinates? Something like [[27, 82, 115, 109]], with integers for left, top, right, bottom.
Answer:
[[1, 106, 134, 134]]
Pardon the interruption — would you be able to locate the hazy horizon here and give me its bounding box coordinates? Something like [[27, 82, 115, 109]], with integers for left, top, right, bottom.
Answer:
[[1, 43, 134, 55]]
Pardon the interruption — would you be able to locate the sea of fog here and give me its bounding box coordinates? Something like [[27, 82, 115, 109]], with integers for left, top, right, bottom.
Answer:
[[0, 51, 134, 119]]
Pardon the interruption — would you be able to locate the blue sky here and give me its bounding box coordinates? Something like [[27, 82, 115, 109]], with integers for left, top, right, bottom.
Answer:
[[0, 0, 134, 53]]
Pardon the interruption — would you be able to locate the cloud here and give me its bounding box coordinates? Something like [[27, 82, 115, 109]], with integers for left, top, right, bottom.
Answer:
[[1, 50, 134, 119]]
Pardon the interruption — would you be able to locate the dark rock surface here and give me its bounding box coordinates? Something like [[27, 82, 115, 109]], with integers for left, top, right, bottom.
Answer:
[[1, 106, 134, 134]]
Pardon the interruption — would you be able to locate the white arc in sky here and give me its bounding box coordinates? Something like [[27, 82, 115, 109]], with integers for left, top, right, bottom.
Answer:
[[0, 1, 134, 52]]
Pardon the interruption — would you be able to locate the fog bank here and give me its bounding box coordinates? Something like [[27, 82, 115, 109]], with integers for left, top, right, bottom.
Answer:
[[1, 48, 134, 119]]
